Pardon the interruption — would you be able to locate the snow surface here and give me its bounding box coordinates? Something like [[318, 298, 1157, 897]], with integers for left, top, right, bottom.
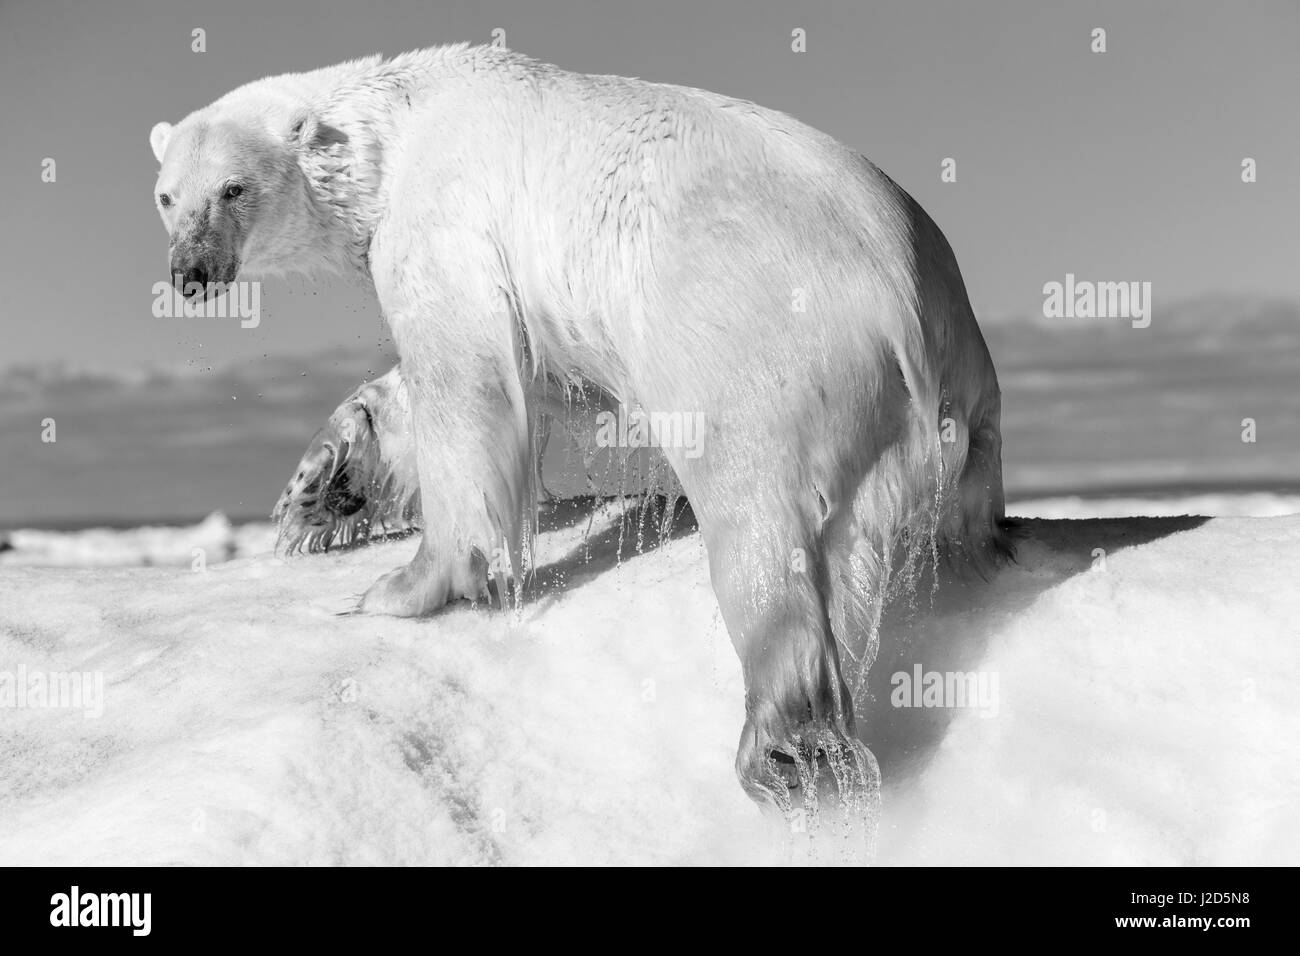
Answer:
[[1, 500, 1297, 865]]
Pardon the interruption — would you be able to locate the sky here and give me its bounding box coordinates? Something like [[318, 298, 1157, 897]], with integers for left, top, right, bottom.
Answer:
[[0, 0, 1297, 525]]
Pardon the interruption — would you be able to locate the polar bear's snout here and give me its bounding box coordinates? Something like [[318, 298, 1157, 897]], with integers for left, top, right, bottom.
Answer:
[[169, 247, 238, 300], [168, 213, 241, 300], [170, 258, 209, 298]]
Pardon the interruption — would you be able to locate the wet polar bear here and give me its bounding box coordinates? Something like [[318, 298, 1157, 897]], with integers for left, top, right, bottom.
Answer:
[[150, 44, 1007, 812]]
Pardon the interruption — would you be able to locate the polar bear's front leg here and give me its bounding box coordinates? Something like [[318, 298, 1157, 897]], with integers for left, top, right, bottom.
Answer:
[[360, 250, 535, 616]]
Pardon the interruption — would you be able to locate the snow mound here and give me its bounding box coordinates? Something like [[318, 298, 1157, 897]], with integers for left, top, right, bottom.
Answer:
[[0, 503, 1296, 865]]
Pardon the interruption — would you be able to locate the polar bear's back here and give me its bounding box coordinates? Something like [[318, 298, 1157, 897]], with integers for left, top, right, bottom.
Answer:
[[384, 45, 915, 265], [528, 57, 1002, 543], [536, 64, 989, 408], [376, 46, 995, 454]]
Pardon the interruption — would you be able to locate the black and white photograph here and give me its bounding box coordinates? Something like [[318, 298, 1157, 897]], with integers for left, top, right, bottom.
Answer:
[[0, 0, 1296, 903]]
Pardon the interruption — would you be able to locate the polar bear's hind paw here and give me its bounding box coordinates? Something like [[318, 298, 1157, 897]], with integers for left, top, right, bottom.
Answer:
[[272, 390, 420, 555]]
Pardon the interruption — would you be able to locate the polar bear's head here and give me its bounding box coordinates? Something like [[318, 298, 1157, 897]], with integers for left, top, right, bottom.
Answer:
[[149, 103, 349, 298]]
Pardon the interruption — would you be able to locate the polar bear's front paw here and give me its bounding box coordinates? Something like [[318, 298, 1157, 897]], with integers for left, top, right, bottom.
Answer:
[[358, 549, 490, 617], [359, 562, 443, 617]]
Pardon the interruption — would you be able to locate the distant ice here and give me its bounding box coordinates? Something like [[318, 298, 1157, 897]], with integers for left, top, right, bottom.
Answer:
[[0, 513, 274, 568], [1009, 492, 1300, 519]]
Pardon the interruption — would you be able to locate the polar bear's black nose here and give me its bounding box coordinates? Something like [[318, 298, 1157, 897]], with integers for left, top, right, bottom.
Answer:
[[175, 265, 209, 297]]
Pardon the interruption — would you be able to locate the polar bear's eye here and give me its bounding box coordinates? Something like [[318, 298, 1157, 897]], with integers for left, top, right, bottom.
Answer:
[[158, 193, 172, 207], [223, 184, 244, 201]]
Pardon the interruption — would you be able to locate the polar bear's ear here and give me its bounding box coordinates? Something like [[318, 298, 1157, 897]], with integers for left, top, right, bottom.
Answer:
[[149, 122, 173, 164], [287, 110, 349, 152]]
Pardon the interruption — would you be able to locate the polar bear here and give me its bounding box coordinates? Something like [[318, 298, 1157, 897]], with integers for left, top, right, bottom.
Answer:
[[149, 44, 1007, 811], [270, 363, 643, 553]]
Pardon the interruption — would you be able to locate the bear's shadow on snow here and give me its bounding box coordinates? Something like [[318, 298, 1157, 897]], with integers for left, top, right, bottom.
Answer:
[[525, 494, 697, 606], [526, 499, 1208, 784], [860, 514, 1210, 784]]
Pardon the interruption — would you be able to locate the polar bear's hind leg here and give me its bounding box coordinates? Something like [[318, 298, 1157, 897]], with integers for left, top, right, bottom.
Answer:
[[273, 366, 421, 554]]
